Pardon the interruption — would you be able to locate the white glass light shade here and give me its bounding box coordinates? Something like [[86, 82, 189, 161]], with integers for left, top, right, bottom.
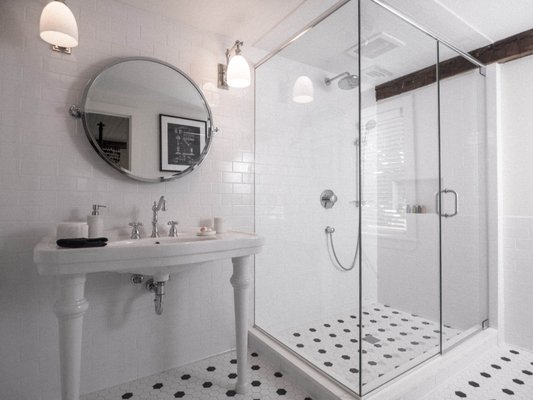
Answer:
[[227, 55, 251, 88], [292, 76, 314, 103], [40, 1, 79, 48]]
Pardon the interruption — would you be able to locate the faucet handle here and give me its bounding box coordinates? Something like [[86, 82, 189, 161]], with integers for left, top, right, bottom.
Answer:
[[129, 222, 143, 239], [167, 221, 178, 237]]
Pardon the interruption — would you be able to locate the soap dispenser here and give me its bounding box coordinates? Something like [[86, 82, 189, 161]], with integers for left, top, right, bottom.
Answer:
[[88, 204, 106, 238]]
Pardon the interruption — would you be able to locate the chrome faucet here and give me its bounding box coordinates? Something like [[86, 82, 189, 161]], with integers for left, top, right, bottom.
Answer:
[[151, 196, 166, 238]]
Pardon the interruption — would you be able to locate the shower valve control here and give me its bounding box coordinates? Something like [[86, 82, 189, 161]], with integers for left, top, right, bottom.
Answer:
[[320, 189, 338, 209]]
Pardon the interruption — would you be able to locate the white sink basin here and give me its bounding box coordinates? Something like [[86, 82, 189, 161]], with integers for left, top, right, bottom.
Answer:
[[33, 229, 264, 400], [34, 231, 263, 276], [111, 234, 218, 247]]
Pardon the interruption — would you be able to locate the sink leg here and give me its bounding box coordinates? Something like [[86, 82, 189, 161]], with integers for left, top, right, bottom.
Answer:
[[230, 255, 252, 395], [53, 274, 89, 400]]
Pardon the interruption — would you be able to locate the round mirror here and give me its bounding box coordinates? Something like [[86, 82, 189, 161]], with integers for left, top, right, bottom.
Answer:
[[80, 57, 213, 182]]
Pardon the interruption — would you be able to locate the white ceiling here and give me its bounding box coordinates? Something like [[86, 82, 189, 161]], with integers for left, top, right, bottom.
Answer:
[[276, 0, 452, 87], [117, 0, 308, 47], [117, 0, 533, 56], [116, 0, 533, 85], [380, 0, 533, 51]]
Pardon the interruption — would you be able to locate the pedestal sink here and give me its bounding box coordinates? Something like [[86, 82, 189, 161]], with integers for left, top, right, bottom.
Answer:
[[34, 231, 264, 400]]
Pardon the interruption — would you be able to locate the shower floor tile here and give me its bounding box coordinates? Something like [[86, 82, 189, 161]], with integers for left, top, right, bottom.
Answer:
[[82, 349, 312, 400], [421, 346, 533, 400], [278, 303, 461, 388]]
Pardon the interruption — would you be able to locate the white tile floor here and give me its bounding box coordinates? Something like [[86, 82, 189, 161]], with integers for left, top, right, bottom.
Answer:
[[422, 346, 533, 400], [279, 303, 461, 388], [79, 331, 533, 400], [82, 349, 313, 400]]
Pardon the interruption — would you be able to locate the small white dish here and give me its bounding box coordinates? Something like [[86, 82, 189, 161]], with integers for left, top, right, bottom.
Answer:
[[196, 230, 216, 236]]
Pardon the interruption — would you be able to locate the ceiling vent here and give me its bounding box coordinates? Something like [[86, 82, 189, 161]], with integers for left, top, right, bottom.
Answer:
[[347, 32, 405, 59], [362, 65, 394, 80]]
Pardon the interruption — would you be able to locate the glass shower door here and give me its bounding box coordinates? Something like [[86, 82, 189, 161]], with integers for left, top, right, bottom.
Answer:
[[254, 0, 363, 395], [359, 0, 441, 393], [438, 43, 488, 350]]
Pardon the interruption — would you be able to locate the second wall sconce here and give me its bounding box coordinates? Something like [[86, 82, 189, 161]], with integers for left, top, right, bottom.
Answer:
[[292, 76, 314, 103], [218, 40, 251, 89], [39, 0, 79, 54]]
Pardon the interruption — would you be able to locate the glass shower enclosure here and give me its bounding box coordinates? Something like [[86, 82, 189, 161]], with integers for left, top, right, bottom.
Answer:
[[254, 0, 487, 396]]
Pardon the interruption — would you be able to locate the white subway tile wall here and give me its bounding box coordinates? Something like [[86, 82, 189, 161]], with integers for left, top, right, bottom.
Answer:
[[501, 54, 533, 351], [502, 218, 533, 348], [0, 0, 259, 399]]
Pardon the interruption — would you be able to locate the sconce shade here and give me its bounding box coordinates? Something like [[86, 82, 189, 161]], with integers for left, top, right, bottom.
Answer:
[[40, 1, 79, 48], [227, 55, 251, 88], [292, 76, 314, 103]]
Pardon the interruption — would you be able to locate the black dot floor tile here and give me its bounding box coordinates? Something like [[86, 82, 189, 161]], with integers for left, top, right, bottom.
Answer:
[[278, 302, 460, 389], [81, 349, 313, 400], [422, 346, 533, 399]]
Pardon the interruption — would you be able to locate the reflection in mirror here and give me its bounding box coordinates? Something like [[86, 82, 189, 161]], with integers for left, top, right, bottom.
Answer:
[[82, 58, 213, 182], [86, 113, 131, 170]]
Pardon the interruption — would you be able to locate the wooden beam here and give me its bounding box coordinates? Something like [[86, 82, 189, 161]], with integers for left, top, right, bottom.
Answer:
[[375, 28, 533, 101]]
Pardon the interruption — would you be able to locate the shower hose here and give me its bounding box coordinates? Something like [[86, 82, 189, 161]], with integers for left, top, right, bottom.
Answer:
[[325, 226, 359, 271], [323, 120, 373, 272]]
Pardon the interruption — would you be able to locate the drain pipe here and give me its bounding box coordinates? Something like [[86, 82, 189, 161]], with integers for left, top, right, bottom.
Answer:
[[146, 279, 165, 315], [132, 272, 169, 315]]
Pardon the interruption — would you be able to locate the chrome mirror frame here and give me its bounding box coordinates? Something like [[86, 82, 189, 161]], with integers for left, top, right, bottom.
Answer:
[[71, 57, 215, 183]]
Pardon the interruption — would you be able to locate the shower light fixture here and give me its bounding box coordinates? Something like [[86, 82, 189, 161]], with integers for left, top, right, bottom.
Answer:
[[218, 40, 251, 89], [39, 0, 79, 54], [292, 76, 314, 103]]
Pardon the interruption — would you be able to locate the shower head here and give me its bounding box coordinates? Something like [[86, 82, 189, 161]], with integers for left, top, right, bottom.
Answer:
[[338, 74, 359, 90], [324, 72, 359, 90]]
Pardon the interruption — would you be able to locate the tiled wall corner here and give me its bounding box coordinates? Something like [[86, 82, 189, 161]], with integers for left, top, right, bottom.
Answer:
[[500, 54, 533, 352]]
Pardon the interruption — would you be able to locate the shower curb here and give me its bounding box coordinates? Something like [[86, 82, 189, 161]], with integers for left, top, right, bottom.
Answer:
[[250, 327, 498, 400], [250, 327, 359, 400], [366, 328, 497, 400]]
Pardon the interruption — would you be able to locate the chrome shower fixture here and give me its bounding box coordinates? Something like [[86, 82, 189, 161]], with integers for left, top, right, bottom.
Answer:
[[365, 119, 377, 131], [324, 72, 359, 90]]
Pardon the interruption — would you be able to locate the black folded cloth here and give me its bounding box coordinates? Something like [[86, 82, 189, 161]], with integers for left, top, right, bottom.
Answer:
[[56, 237, 108, 248]]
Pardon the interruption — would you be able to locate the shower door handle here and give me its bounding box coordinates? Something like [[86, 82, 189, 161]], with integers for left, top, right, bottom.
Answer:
[[445, 189, 459, 218], [435, 189, 458, 218]]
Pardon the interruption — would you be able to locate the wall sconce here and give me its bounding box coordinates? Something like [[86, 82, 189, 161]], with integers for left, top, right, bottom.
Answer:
[[39, 0, 79, 54], [218, 40, 251, 89], [292, 76, 314, 103]]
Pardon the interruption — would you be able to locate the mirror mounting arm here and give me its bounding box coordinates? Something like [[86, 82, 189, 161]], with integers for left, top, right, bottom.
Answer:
[[69, 105, 82, 119]]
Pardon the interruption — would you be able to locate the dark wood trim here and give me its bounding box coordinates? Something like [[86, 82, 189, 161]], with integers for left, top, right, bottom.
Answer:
[[375, 28, 533, 101]]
